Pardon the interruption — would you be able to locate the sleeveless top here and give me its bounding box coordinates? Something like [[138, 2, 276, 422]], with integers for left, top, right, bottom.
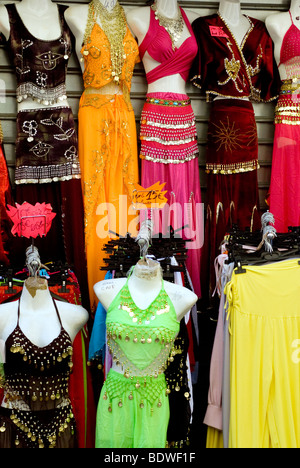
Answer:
[[106, 273, 180, 378], [139, 7, 198, 84], [5, 3, 71, 106], [2, 298, 74, 411], [279, 11, 300, 67], [80, 23, 140, 109]]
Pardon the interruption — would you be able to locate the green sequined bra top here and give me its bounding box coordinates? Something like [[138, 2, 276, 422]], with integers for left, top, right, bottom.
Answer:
[[106, 273, 180, 379]]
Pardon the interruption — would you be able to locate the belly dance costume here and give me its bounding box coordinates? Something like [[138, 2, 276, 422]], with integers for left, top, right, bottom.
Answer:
[[5, 4, 88, 308], [0, 299, 76, 448], [269, 11, 300, 232], [138, 7, 202, 298], [95, 272, 180, 448], [191, 13, 280, 304], [78, 1, 140, 310]]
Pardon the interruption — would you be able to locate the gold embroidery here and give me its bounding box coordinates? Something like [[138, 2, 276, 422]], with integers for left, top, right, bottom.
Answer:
[[206, 159, 259, 175], [218, 55, 243, 93], [209, 116, 243, 153]]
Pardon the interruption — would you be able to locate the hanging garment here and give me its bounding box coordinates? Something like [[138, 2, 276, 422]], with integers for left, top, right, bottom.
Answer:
[[0, 133, 13, 265], [268, 13, 300, 231], [78, 21, 140, 311], [190, 13, 280, 305], [4, 3, 88, 308], [0, 271, 96, 449], [138, 8, 202, 298], [0, 298, 77, 448], [95, 272, 180, 448], [225, 259, 300, 448]]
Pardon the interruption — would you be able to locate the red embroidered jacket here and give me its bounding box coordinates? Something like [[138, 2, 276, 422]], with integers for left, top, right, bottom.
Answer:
[[190, 14, 281, 102]]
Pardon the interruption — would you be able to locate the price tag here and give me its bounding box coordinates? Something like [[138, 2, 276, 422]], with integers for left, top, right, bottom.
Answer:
[[209, 26, 229, 38], [132, 182, 168, 210], [7, 202, 56, 239]]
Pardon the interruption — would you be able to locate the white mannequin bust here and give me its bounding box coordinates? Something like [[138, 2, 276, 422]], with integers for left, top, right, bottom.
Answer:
[[65, 0, 130, 80], [0, 277, 88, 350], [126, 0, 199, 94], [0, 0, 69, 110], [94, 258, 197, 323], [94, 258, 197, 375], [266, 0, 300, 80]]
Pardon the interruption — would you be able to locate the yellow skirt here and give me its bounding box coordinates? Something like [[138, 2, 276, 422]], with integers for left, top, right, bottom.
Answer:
[[78, 93, 139, 310]]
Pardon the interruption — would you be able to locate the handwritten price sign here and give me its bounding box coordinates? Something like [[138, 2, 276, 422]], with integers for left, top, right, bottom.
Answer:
[[7, 202, 56, 239], [132, 182, 168, 210], [209, 26, 229, 38]]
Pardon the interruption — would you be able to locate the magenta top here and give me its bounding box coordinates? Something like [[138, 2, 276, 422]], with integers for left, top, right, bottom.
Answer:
[[139, 7, 198, 84], [279, 10, 300, 66]]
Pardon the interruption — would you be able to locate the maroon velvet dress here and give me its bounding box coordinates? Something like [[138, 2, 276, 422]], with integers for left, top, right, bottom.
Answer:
[[190, 13, 280, 303]]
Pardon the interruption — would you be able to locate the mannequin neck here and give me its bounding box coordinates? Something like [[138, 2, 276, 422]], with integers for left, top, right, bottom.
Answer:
[[155, 0, 180, 19], [219, 0, 242, 26], [21, 277, 52, 307], [290, 0, 300, 17], [97, 0, 118, 11], [18, 0, 55, 15], [129, 259, 162, 290]]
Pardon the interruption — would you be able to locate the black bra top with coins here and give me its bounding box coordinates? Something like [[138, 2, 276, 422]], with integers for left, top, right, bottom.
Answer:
[[3, 298, 74, 410]]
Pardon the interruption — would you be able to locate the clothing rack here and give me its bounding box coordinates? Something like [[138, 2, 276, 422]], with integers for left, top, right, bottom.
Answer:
[[101, 226, 189, 279], [225, 224, 300, 273]]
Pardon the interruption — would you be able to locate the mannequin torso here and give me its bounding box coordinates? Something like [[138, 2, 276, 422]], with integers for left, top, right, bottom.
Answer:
[[0, 278, 88, 349], [0, 0, 69, 110], [266, 0, 300, 80], [65, 0, 130, 97], [94, 260, 197, 323], [94, 259, 197, 375], [126, 0, 199, 94]]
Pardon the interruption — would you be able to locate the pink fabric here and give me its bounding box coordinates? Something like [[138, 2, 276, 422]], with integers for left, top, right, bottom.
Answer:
[[203, 255, 228, 431], [269, 97, 300, 232], [279, 11, 300, 66], [139, 8, 198, 84], [142, 157, 202, 298]]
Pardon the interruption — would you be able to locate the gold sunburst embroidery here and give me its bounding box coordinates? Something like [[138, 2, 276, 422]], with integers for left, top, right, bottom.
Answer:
[[210, 116, 243, 153]]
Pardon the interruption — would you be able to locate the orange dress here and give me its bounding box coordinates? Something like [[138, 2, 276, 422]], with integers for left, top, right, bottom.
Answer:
[[78, 23, 140, 311]]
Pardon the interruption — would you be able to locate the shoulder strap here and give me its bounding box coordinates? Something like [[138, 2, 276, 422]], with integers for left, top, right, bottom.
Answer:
[[139, 7, 156, 60], [4, 3, 18, 26], [289, 10, 294, 25], [52, 298, 63, 327]]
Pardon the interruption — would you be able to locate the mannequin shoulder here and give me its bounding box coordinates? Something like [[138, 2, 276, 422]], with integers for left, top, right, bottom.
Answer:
[[64, 4, 89, 35], [126, 6, 150, 38], [164, 281, 198, 320], [0, 301, 18, 341], [265, 12, 289, 39], [0, 4, 10, 40], [56, 301, 89, 337]]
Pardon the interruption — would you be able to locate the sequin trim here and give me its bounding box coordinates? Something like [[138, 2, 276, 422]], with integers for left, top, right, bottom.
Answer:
[[17, 83, 67, 105], [206, 159, 259, 175]]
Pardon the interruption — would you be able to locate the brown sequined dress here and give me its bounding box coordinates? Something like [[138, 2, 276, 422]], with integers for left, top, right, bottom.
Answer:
[[0, 299, 77, 448]]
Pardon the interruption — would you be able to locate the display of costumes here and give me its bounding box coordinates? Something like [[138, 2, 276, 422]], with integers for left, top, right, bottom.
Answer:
[[95, 270, 180, 448], [78, 1, 140, 311], [190, 13, 280, 303], [4, 3, 89, 309], [138, 6, 202, 298], [0, 297, 77, 448], [268, 11, 300, 232]]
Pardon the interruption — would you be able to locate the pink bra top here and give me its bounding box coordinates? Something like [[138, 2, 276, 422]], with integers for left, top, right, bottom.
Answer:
[[279, 11, 300, 66], [139, 7, 198, 84]]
